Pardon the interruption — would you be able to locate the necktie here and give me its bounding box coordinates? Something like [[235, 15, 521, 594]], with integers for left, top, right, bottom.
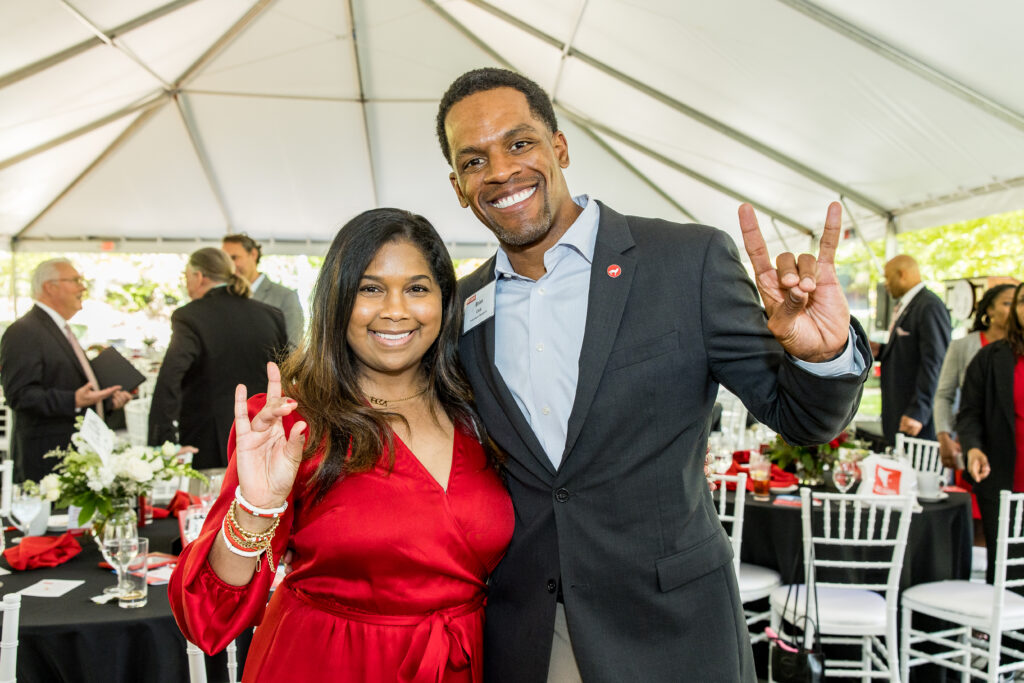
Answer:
[[887, 300, 903, 342], [65, 324, 104, 419]]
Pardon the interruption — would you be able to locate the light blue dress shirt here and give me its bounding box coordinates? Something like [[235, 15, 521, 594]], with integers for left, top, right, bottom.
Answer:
[[492, 196, 864, 468]]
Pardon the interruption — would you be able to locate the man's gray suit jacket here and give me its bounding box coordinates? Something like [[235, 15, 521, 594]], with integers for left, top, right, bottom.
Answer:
[[457, 202, 871, 683], [253, 277, 304, 348]]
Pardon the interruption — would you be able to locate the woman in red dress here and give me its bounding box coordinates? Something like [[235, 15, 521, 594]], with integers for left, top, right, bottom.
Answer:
[[169, 209, 514, 681], [960, 281, 1024, 585]]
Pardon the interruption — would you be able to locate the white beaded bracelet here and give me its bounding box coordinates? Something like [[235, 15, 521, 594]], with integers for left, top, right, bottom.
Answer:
[[234, 486, 288, 518]]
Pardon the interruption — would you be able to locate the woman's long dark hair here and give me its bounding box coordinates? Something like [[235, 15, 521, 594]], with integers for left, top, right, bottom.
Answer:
[[279, 208, 500, 501], [1006, 282, 1024, 357], [969, 283, 1016, 332]]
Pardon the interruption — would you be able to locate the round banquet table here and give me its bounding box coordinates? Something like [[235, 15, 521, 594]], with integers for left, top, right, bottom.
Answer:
[[740, 490, 973, 587], [0, 518, 250, 683]]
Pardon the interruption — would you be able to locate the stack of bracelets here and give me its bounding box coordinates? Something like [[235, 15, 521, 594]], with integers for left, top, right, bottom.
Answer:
[[221, 486, 288, 572]]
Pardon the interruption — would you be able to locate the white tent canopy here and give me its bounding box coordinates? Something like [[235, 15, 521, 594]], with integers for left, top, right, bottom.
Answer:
[[3, 0, 1024, 258]]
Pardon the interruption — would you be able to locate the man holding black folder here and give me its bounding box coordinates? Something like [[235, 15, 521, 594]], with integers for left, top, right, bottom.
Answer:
[[0, 259, 132, 481]]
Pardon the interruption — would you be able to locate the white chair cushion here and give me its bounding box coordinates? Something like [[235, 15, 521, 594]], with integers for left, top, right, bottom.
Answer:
[[739, 563, 782, 602], [770, 584, 887, 632], [902, 580, 1024, 622]]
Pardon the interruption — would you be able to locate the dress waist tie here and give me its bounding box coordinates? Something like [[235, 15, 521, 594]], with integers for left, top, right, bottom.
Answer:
[[289, 584, 483, 682]]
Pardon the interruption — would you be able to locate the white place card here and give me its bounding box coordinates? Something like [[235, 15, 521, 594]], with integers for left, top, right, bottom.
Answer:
[[18, 579, 84, 598], [80, 409, 115, 464]]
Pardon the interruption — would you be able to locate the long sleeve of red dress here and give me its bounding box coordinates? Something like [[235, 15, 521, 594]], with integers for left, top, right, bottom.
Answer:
[[168, 395, 514, 682]]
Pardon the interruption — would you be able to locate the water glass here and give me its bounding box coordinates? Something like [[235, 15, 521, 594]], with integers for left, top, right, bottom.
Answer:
[[832, 459, 861, 494], [118, 537, 149, 609], [10, 485, 42, 536]]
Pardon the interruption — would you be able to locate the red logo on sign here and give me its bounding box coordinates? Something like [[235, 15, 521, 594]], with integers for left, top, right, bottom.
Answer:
[[465, 294, 476, 305], [872, 465, 902, 496], [607, 264, 621, 278]]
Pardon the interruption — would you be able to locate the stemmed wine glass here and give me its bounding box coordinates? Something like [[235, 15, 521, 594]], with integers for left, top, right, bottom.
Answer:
[[103, 536, 141, 600], [10, 484, 42, 539], [832, 456, 862, 494], [97, 513, 139, 596]]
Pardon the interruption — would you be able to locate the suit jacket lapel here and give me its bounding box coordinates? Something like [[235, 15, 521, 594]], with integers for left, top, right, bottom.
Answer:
[[32, 306, 86, 380], [561, 202, 636, 462], [463, 263, 556, 480]]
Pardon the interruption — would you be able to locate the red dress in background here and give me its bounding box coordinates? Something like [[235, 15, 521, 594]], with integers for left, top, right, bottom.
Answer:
[[169, 395, 514, 682]]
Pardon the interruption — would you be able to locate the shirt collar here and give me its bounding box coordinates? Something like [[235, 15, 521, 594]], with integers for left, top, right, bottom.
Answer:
[[897, 282, 926, 310], [35, 301, 70, 329], [494, 195, 600, 281], [251, 273, 265, 292]]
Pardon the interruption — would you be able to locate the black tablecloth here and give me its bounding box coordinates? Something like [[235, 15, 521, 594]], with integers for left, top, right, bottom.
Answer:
[[1, 518, 248, 683], [741, 491, 973, 586]]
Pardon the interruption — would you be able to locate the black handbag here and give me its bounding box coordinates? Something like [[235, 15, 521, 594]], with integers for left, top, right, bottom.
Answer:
[[767, 547, 825, 683]]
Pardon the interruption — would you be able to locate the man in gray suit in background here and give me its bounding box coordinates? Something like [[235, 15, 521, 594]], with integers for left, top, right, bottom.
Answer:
[[221, 233, 304, 348], [439, 68, 871, 682]]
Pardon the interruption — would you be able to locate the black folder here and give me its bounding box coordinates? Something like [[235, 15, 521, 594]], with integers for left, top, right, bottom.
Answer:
[[89, 347, 147, 392]]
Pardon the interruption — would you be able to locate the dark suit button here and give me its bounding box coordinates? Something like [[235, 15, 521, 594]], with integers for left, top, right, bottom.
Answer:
[[546, 579, 557, 593], [555, 488, 570, 503]]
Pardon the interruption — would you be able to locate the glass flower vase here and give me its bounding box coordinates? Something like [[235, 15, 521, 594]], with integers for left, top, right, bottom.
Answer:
[[796, 461, 826, 487]]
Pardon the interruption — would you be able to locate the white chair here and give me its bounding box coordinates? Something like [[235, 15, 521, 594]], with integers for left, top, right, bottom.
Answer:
[[0, 594, 21, 683], [0, 405, 11, 459], [901, 490, 1024, 682], [711, 472, 782, 644], [769, 488, 914, 682], [186, 638, 238, 683], [894, 433, 949, 479]]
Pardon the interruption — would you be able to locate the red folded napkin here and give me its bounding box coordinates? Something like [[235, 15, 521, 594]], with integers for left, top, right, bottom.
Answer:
[[165, 490, 201, 516], [724, 462, 799, 491], [732, 450, 752, 465], [4, 532, 82, 570]]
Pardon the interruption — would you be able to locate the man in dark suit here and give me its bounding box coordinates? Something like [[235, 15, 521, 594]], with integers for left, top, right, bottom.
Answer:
[[148, 248, 287, 469], [871, 254, 951, 446], [0, 259, 131, 481], [437, 68, 870, 682], [221, 234, 304, 348]]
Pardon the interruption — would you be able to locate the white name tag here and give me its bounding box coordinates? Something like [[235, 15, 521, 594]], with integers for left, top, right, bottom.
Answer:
[[463, 280, 496, 334]]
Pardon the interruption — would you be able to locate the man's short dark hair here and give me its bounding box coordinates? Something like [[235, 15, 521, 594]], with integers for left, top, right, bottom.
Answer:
[[436, 68, 559, 165], [222, 233, 262, 264]]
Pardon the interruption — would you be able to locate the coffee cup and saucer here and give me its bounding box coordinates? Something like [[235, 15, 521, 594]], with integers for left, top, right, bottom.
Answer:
[[917, 471, 948, 502]]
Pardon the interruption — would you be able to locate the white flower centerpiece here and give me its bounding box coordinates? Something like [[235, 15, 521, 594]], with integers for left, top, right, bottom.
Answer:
[[45, 412, 205, 531]]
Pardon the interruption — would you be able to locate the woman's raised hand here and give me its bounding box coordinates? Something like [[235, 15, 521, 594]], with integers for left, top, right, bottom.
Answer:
[[233, 362, 307, 509]]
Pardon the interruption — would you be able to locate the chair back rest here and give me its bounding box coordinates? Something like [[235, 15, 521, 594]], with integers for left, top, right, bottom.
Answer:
[[799, 488, 913, 602], [0, 405, 10, 458], [0, 593, 21, 683], [991, 491, 1024, 626], [0, 460, 11, 519], [894, 433, 946, 476], [711, 472, 747, 576], [186, 638, 238, 683]]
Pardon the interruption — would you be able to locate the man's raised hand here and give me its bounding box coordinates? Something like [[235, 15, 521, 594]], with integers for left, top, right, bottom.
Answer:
[[233, 362, 306, 510], [738, 202, 851, 363]]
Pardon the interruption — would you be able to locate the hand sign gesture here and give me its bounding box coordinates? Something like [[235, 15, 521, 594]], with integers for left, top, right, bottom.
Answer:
[[234, 362, 307, 510], [739, 202, 850, 363]]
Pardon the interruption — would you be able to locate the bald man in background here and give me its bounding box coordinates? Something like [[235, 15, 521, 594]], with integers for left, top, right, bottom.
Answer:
[[871, 254, 951, 446]]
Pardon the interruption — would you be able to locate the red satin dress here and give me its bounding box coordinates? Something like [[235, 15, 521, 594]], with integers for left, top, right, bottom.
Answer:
[[169, 395, 514, 682]]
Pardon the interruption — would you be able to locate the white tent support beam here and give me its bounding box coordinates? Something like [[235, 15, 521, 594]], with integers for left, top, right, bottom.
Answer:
[[176, 0, 278, 88], [0, 0, 201, 89], [346, 0, 379, 206], [461, 0, 892, 219], [560, 108, 700, 223], [173, 92, 234, 231], [565, 107, 815, 236], [0, 90, 168, 172], [420, 0, 515, 73], [550, 0, 588, 98], [890, 175, 1024, 217], [57, 0, 173, 89], [11, 104, 165, 248], [777, 0, 1024, 134], [181, 90, 441, 103], [840, 196, 883, 277], [769, 218, 791, 253]]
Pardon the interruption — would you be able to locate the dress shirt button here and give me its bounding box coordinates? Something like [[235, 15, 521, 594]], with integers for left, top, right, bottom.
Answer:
[[542, 406, 551, 415], [539, 287, 546, 295], [555, 488, 570, 503], [536, 343, 544, 352], [546, 579, 557, 593]]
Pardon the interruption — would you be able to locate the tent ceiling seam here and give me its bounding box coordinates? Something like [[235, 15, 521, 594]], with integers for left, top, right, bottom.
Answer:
[[12, 103, 166, 247], [462, 0, 891, 219], [562, 106, 815, 236], [173, 93, 234, 231], [551, 0, 588, 99], [560, 106, 700, 223], [175, 0, 278, 89], [890, 175, 1024, 217], [777, 0, 1024, 134], [348, 0, 379, 206], [0, 0, 200, 89], [0, 90, 168, 172], [182, 90, 438, 103]]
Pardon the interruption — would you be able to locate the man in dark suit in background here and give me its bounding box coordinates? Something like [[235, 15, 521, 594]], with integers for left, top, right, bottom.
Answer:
[[148, 248, 286, 469], [0, 259, 131, 481], [871, 254, 951, 446], [221, 233, 304, 349], [438, 68, 870, 682]]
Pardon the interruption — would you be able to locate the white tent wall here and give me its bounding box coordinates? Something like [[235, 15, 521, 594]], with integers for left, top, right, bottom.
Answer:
[[2, 0, 1024, 258]]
